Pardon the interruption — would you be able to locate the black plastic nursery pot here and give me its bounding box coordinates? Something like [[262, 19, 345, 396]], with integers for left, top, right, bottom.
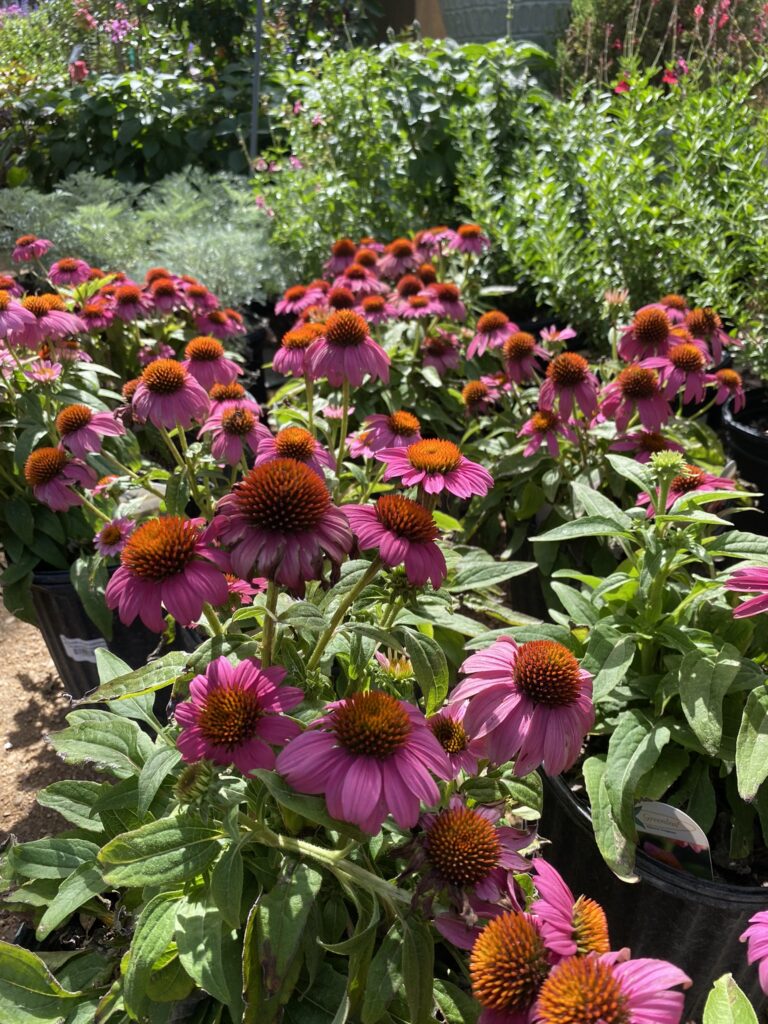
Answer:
[[722, 389, 768, 535], [29, 569, 197, 703], [540, 774, 767, 1018]]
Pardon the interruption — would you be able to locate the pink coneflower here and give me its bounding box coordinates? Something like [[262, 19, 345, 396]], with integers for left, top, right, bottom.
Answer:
[[15, 295, 85, 349], [450, 637, 594, 775], [255, 426, 334, 477], [422, 330, 460, 375], [334, 262, 385, 297], [211, 458, 352, 592], [741, 910, 768, 993], [208, 381, 259, 411], [147, 276, 186, 314], [468, 311, 518, 359], [604, 288, 630, 309], [448, 223, 490, 254], [94, 517, 134, 557], [399, 293, 438, 320], [344, 494, 446, 587], [375, 650, 414, 680], [502, 331, 550, 384], [637, 464, 737, 516], [132, 359, 210, 429], [417, 262, 438, 285], [174, 656, 303, 773], [12, 234, 53, 263], [470, 911, 550, 1022], [199, 402, 271, 465], [539, 325, 577, 347], [519, 409, 577, 458], [55, 404, 125, 457], [356, 294, 397, 324], [326, 284, 356, 309], [79, 299, 113, 332], [534, 955, 690, 1024], [273, 323, 324, 378], [378, 238, 419, 279], [106, 516, 228, 632], [609, 431, 684, 463], [323, 403, 354, 421], [138, 342, 176, 367], [540, 353, 599, 420], [428, 702, 486, 779], [181, 336, 242, 390], [52, 338, 92, 364], [646, 342, 710, 403], [276, 284, 316, 316], [324, 237, 358, 277], [354, 246, 380, 269], [0, 289, 36, 340], [113, 284, 151, 323], [725, 567, 768, 619], [0, 274, 22, 297], [462, 378, 501, 416], [376, 439, 493, 498], [308, 310, 390, 387], [711, 368, 745, 411], [531, 859, 610, 958], [600, 365, 671, 431], [24, 447, 96, 511], [685, 306, 737, 363], [363, 411, 421, 450], [275, 690, 450, 833], [195, 308, 245, 339], [25, 360, 62, 384], [658, 293, 689, 324], [414, 226, 452, 259], [184, 282, 218, 312], [619, 305, 677, 360], [49, 258, 91, 287], [347, 429, 375, 459], [429, 282, 466, 321], [222, 574, 267, 604], [396, 274, 424, 299], [419, 795, 531, 900]]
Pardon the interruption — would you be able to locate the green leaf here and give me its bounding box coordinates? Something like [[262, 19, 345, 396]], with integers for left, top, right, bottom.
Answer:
[[736, 687, 768, 801], [361, 924, 404, 1024], [432, 511, 463, 533], [433, 979, 480, 1024], [124, 892, 179, 1020], [175, 891, 244, 1020], [0, 941, 87, 1024], [210, 841, 244, 930], [583, 629, 635, 705], [605, 453, 651, 492], [703, 973, 759, 1024], [252, 770, 366, 839], [137, 746, 182, 818], [164, 470, 191, 516], [533, 515, 631, 543], [83, 651, 190, 704], [571, 481, 632, 529], [36, 861, 107, 940], [70, 556, 112, 639], [583, 756, 638, 881], [401, 916, 434, 1024], [396, 627, 449, 715], [550, 582, 597, 625], [279, 602, 330, 633], [36, 781, 104, 833], [447, 560, 535, 592], [49, 715, 155, 777], [99, 817, 223, 885], [318, 895, 380, 956], [678, 646, 743, 756], [709, 531, 768, 558], [5, 498, 35, 546], [10, 838, 100, 880], [604, 710, 671, 839]]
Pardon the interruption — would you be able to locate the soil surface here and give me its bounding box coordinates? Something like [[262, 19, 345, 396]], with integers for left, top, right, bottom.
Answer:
[[0, 616, 95, 940]]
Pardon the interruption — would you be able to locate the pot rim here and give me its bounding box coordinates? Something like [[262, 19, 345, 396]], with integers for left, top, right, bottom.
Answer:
[[546, 772, 768, 904], [722, 389, 768, 439]]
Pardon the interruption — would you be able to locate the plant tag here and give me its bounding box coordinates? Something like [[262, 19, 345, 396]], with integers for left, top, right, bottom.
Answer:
[[60, 635, 108, 663], [634, 800, 713, 878]]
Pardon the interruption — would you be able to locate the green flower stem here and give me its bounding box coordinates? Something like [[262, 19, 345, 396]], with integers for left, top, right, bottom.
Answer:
[[0, 462, 24, 494], [79, 494, 112, 523], [305, 377, 315, 435], [306, 557, 382, 673], [202, 602, 224, 638], [99, 450, 166, 500], [335, 380, 351, 479], [176, 424, 214, 517], [261, 580, 279, 668], [381, 595, 404, 630]]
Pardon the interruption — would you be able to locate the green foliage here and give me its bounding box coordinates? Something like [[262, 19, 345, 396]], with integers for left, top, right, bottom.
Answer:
[[703, 974, 760, 1024]]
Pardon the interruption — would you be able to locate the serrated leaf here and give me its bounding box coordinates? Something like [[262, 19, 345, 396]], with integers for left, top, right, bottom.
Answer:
[[533, 515, 631, 543], [604, 710, 671, 839], [49, 716, 155, 777], [571, 481, 632, 529], [99, 817, 223, 885], [447, 560, 535, 592], [37, 781, 104, 832], [210, 841, 244, 930], [82, 651, 190, 704]]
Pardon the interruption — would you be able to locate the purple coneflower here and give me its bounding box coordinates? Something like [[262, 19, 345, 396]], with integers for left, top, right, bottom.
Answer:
[[195, 308, 245, 339], [710, 368, 745, 411], [600, 365, 671, 432], [132, 358, 210, 429], [645, 341, 710, 404], [519, 409, 577, 458], [685, 306, 737, 363], [223, 573, 267, 604], [106, 516, 228, 632], [637, 464, 737, 516], [363, 410, 421, 451], [462, 378, 501, 416], [344, 494, 446, 587], [399, 293, 437, 320], [378, 238, 419, 279], [12, 234, 52, 263], [275, 690, 450, 833], [323, 237, 358, 277], [725, 567, 768, 619], [468, 311, 518, 359], [347, 429, 375, 459], [429, 282, 466, 321], [448, 223, 490, 254], [531, 859, 610, 958], [376, 438, 493, 498], [79, 299, 113, 332], [609, 431, 684, 463], [175, 656, 303, 774], [422, 330, 460, 375], [308, 310, 390, 387], [470, 911, 550, 1023], [184, 282, 218, 313], [503, 331, 550, 384], [618, 305, 676, 361], [94, 517, 134, 557], [539, 325, 577, 346], [0, 289, 36, 340], [658, 293, 689, 324], [24, 447, 96, 511], [273, 323, 324, 378], [741, 910, 768, 993], [147, 276, 186, 314], [14, 295, 84, 349], [356, 294, 397, 324], [334, 262, 385, 297], [276, 284, 317, 316], [181, 336, 242, 390], [211, 458, 352, 592], [138, 342, 176, 367], [25, 360, 62, 384], [255, 426, 334, 477], [112, 284, 150, 323], [539, 353, 599, 420], [49, 258, 91, 287], [450, 637, 594, 775], [428, 702, 485, 778], [209, 381, 259, 412], [199, 401, 271, 466], [56, 404, 125, 457]]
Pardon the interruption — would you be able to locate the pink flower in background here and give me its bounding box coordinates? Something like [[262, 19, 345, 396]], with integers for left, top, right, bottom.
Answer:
[[273, 323, 325, 378], [725, 568, 768, 619], [175, 656, 303, 773], [378, 238, 419, 279], [24, 360, 62, 384], [662, 68, 679, 85], [113, 284, 151, 322], [56, 403, 125, 457], [49, 258, 91, 287], [695, 3, 705, 18], [276, 285, 318, 316], [308, 310, 390, 387], [600, 365, 671, 431], [347, 429, 375, 459], [540, 353, 599, 420], [324, 238, 357, 277], [519, 408, 577, 458], [503, 330, 550, 384], [377, 438, 493, 498], [422, 329, 460, 375], [106, 516, 228, 632], [539, 325, 577, 347], [637, 464, 737, 516], [80, 299, 114, 332], [12, 234, 52, 263], [462, 377, 501, 416], [94, 517, 134, 557], [223, 574, 268, 604], [0, 290, 36, 340], [619, 305, 677, 360], [531, 859, 610, 958], [68, 60, 89, 83], [450, 637, 594, 775], [132, 359, 210, 429], [646, 341, 710, 404], [711, 368, 745, 411], [363, 411, 421, 451], [147, 276, 186, 314], [468, 310, 519, 359], [323, 403, 353, 420], [184, 282, 218, 312], [24, 447, 96, 511], [356, 294, 397, 324], [685, 306, 737, 364], [399, 292, 438, 320], [429, 282, 467, 321], [610, 431, 684, 463], [741, 910, 768, 992], [448, 223, 490, 254], [14, 296, 85, 349], [199, 401, 271, 466], [344, 494, 447, 588], [428, 702, 486, 779], [195, 308, 245, 339], [334, 263, 386, 298], [138, 342, 175, 367], [255, 426, 335, 477], [181, 336, 242, 390], [614, 78, 631, 93], [276, 690, 450, 833]]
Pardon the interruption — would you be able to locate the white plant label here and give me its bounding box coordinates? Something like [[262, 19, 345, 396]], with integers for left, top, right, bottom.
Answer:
[[60, 635, 108, 664], [634, 800, 710, 853]]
